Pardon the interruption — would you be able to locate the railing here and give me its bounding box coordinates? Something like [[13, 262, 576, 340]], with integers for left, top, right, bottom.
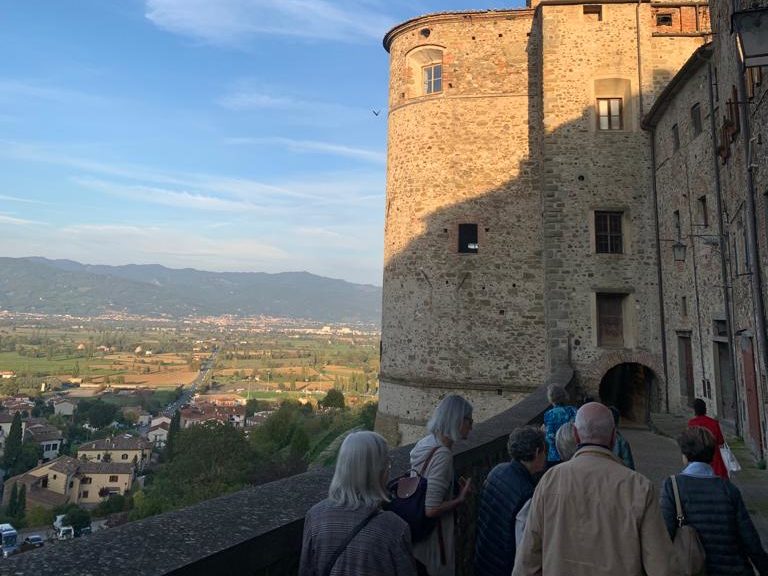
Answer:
[[0, 369, 573, 576]]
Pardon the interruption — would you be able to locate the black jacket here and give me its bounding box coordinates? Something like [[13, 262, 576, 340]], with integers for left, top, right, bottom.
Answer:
[[474, 460, 535, 576], [661, 474, 768, 575]]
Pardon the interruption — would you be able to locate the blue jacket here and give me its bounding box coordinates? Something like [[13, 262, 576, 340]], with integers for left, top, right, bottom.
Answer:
[[544, 404, 577, 461], [661, 473, 768, 575], [474, 460, 535, 576]]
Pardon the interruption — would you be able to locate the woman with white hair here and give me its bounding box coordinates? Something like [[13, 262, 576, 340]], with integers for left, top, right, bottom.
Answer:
[[410, 394, 474, 576], [300, 431, 417, 576]]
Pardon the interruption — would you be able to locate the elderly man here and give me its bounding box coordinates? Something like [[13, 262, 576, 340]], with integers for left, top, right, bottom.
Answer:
[[512, 402, 680, 576]]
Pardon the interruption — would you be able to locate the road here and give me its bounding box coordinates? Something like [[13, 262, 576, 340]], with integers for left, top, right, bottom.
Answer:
[[162, 348, 218, 417]]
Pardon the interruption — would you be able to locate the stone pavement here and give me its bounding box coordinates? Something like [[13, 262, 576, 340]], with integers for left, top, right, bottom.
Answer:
[[629, 412, 768, 545]]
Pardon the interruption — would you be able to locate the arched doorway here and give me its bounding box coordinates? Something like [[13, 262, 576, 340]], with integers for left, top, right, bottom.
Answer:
[[598, 363, 657, 425]]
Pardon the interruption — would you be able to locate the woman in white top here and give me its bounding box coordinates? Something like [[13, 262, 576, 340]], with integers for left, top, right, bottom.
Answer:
[[409, 395, 473, 576]]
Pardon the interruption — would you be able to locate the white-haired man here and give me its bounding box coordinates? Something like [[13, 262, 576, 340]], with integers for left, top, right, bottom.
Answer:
[[512, 402, 681, 576]]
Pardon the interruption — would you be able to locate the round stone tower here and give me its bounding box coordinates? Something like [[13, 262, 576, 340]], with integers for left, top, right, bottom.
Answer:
[[377, 10, 545, 445]]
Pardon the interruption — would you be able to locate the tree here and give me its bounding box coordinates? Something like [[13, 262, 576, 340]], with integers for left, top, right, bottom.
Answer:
[[165, 411, 181, 461], [6, 483, 18, 518], [320, 389, 345, 410], [17, 484, 26, 518], [64, 507, 91, 532], [359, 402, 378, 431], [3, 413, 23, 470]]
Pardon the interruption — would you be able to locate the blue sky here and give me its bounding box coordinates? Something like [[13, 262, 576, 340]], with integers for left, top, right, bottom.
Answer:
[[0, 0, 521, 285]]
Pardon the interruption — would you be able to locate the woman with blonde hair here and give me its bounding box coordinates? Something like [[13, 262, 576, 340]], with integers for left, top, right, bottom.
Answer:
[[410, 394, 474, 576], [300, 431, 417, 576]]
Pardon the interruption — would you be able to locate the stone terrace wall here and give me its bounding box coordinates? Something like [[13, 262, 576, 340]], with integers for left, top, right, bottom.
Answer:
[[0, 374, 570, 576]]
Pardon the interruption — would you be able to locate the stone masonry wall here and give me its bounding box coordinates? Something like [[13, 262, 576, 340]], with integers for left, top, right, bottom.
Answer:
[[650, 51, 731, 418], [538, 3, 707, 401], [380, 11, 544, 442]]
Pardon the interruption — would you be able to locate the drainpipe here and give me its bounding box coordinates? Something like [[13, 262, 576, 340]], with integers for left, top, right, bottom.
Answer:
[[704, 54, 741, 433], [737, 57, 768, 455], [649, 131, 671, 413]]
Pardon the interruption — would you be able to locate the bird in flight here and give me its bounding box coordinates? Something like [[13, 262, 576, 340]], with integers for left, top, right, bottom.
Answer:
[[372, 109, 381, 116]]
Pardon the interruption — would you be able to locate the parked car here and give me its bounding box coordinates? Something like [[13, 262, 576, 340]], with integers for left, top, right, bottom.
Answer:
[[20, 535, 44, 552]]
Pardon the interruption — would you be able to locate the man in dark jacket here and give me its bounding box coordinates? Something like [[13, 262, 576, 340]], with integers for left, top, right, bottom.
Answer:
[[474, 426, 546, 576], [661, 426, 768, 575]]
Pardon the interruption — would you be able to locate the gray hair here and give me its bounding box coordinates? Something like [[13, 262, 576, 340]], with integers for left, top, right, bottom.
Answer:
[[547, 384, 567, 405], [328, 431, 390, 509], [427, 394, 473, 442], [555, 421, 577, 461], [574, 402, 615, 446], [507, 426, 546, 462]]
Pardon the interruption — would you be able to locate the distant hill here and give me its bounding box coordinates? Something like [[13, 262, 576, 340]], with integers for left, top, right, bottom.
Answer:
[[0, 257, 382, 324]]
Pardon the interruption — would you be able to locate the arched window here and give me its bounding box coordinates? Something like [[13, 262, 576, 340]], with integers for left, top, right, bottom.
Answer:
[[406, 46, 444, 98]]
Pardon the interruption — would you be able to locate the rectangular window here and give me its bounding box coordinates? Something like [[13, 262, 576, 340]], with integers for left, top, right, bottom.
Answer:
[[656, 13, 673, 26], [597, 98, 622, 130], [691, 103, 702, 136], [109, 475, 119, 483], [82, 491, 89, 499], [681, 296, 688, 318], [423, 64, 442, 95], [597, 293, 625, 347], [121, 453, 129, 460], [583, 5, 603, 20], [714, 319, 728, 337], [672, 124, 680, 150], [458, 223, 479, 253], [697, 196, 708, 227], [595, 211, 623, 253], [674, 210, 681, 239]]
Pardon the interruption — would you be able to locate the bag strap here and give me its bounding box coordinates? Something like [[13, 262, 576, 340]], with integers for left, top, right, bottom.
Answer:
[[419, 445, 442, 476], [322, 508, 379, 576], [670, 474, 686, 528]]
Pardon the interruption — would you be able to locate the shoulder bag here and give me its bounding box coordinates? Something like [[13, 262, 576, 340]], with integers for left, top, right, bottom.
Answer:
[[386, 446, 441, 542], [720, 442, 741, 474], [670, 475, 707, 576], [321, 508, 379, 576]]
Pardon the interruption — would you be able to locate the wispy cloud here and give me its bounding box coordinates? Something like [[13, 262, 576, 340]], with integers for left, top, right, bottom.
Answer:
[[144, 0, 396, 45], [0, 213, 37, 226], [218, 91, 299, 111], [225, 136, 386, 164], [0, 194, 49, 205], [0, 79, 105, 106]]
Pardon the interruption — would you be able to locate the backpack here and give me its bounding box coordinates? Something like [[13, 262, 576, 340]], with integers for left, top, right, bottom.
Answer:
[[385, 446, 441, 542]]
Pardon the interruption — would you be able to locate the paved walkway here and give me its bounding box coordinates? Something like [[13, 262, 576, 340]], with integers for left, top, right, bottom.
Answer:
[[624, 412, 768, 545]]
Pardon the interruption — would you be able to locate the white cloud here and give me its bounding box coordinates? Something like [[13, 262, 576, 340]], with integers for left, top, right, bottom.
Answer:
[[225, 136, 386, 164], [0, 213, 37, 225], [144, 0, 395, 45], [0, 194, 49, 205], [0, 79, 105, 106], [218, 91, 299, 110]]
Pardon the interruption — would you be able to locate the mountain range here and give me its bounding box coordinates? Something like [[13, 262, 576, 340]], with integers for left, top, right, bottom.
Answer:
[[0, 257, 382, 324]]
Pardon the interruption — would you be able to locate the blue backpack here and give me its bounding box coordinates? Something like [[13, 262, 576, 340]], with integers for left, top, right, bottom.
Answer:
[[385, 446, 441, 542]]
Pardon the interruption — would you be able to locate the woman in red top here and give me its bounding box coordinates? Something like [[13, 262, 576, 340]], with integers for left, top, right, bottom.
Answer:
[[688, 398, 728, 478]]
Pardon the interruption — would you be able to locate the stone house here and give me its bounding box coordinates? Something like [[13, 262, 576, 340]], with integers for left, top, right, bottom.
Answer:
[[24, 423, 64, 461], [52, 398, 77, 417], [147, 422, 169, 447], [77, 435, 152, 471]]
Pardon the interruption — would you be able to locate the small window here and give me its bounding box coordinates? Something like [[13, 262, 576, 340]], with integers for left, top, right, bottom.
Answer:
[[674, 210, 681, 239], [714, 319, 728, 337], [82, 491, 89, 499], [672, 124, 680, 150], [656, 13, 673, 26], [597, 293, 625, 347], [423, 64, 442, 95], [681, 296, 688, 317], [53, 474, 57, 480], [458, 224, 479, 253], [121, 453, 128, 460], [97, 454, 101, 461], [597, 98, 622, 130], [109, 475, 119, 483], [697, 196, 709, 226], [69, 480, 74, 488], [595, 211, 623, 253], [691, 103, 702, 136], [583, 5, 602, 21]]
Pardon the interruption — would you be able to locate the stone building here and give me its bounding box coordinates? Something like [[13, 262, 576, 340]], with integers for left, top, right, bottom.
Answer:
[[377, 2, 712, 445], [645, 1, 768, 457]]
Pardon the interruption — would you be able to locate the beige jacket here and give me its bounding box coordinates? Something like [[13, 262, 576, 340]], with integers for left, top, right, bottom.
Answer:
[[512, 445, 682, 576]]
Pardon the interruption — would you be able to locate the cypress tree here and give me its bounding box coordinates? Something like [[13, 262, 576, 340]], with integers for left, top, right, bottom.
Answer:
[[3, 413, 23, 470], [17, 484, 26, 518], [165, 411, 181, 460], [6, 483, 18, 518]]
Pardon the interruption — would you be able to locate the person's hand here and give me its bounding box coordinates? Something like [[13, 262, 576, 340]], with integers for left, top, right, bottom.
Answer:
[[457, 476, 472, 502]]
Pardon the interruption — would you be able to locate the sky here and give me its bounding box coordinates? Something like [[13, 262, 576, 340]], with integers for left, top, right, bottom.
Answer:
[[0, 0, 521, 285]]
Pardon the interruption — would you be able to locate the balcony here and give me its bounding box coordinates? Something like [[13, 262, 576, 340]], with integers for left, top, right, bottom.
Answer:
[[0, 370, 571, 576]]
